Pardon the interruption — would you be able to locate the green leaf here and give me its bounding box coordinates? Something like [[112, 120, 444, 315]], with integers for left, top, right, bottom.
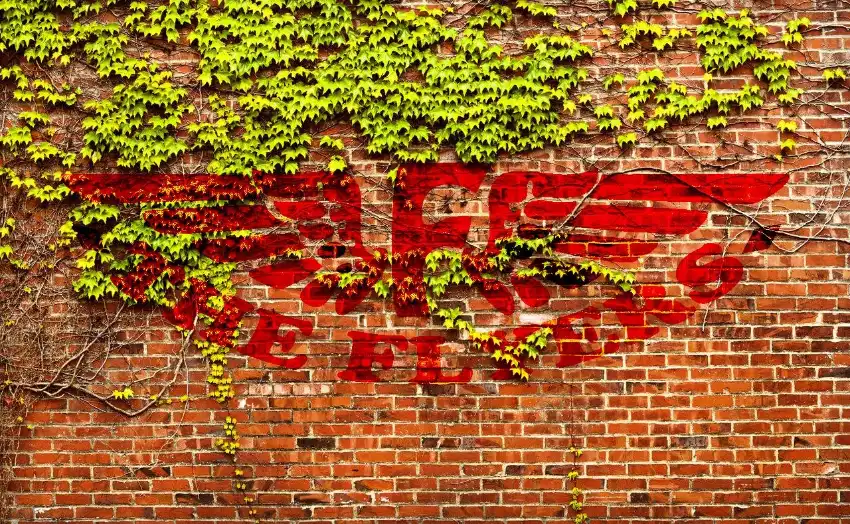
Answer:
[[328, 155, 347, 173], [602, 73, 625, 90], [320, 136, 345, 150], [707, 116, 727, 129], [777, 120, 797, 132], [643, 117, 667, 133], [616, 132, 637, 148], [823, 68, 846, 82]]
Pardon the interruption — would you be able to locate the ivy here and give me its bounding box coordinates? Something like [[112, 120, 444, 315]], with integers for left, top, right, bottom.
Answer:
[[783, 17, 810, 46], [780, 138, 796, 152], [777, 120, 798, 133], [111, 386, 135, 400], [707, 116, 727, 129], [215, 416, 240, 456], [603, 73, 625, 90], [823, 68, 847, 83], [619, 20, 664, 48], [0, 219, 15, 265], [516, 0, 557, 18], [608, 0, 638, 17], [617, 131, 637, 148], [81, 69, 191, 169], [316, 235, 636, 379], [696, 9, 798, 99]]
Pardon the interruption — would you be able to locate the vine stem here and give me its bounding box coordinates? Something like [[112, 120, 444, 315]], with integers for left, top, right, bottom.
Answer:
[[10, 326, 194, 418]]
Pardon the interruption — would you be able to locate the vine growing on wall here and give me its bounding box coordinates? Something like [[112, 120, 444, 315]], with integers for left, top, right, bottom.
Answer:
[[1, 0, 847, 520]]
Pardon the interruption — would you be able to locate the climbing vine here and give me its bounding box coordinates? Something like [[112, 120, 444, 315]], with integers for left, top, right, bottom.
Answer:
[[1, 0, 848, 521]]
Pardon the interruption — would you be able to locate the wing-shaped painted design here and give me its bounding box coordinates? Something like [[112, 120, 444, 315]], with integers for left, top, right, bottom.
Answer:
[[67, 166, 788, 379]]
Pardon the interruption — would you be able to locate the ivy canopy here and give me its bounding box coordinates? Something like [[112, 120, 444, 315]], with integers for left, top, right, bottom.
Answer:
[[0, 0, 819, 178]]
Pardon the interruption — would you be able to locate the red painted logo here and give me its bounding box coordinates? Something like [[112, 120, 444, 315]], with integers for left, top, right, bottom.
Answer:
[[68, 166, 788, 382]]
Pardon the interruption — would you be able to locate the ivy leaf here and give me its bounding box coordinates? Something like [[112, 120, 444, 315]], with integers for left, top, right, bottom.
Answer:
[[637, 68, 664, 85], [18, 111, 49, 127], [594, 105, 614, 118], [616, 132, 637, 148], [597, 117, 622, 131], [777, 120, 797, 133], [320, 136, 345, 150], [610, 0, 637, 17], [328, 155, 347, 173], [707, 116, 727, 129], [112, 387, 135, 400], [652, 37, 673, 51], [602, 73, 625, 90], [823, 68, 846, 83], [643, 117, 667, 133], [778, 88, 802, 105], [627, 109, 644, 123]]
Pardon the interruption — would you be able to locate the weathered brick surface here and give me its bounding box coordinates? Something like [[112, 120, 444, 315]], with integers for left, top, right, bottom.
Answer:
[[5, 1, 850, 523]]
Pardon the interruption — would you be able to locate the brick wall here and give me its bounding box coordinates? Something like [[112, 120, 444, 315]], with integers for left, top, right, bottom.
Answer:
[[5, 1, 850, 523]]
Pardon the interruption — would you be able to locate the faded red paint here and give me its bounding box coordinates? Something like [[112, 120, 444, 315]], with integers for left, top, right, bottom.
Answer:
[[338, 332, 407, 382], [239, 308, 311, 369], [66, 165, 789, 382]]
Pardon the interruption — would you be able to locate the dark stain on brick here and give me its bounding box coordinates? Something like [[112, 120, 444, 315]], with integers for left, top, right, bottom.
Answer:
[[176, 493, 214, 505], [672, 436, 708, 448], [422, 437, 460, 449], [117, 343, 144, 355], [505, 465, 525, 475], [135, 466, 171, 478], [821, 367, 850, 378], [467, 437, 500, 448], [295, 493, 330, 505], [630, 492, 650, 504], [421, 383, 456, 396], [544, 465, 571, 476], [296, 437, 335, 450], [734, 505, 771, 518], [625, 381, 664, 394]]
